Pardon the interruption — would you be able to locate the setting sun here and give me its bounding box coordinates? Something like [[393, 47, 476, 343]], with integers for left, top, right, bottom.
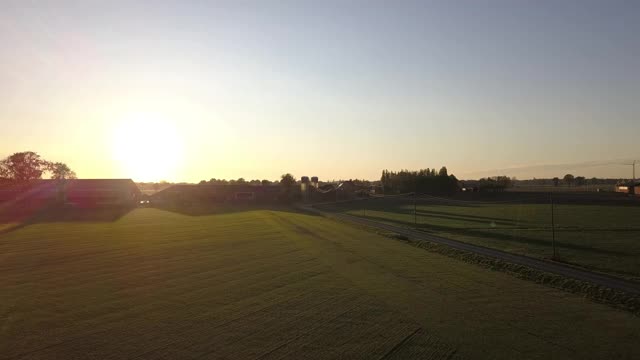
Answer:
[[111, 113, 184, 182]]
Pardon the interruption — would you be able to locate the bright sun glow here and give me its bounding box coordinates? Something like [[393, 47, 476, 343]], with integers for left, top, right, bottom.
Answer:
[[111, 113, 184, 182]]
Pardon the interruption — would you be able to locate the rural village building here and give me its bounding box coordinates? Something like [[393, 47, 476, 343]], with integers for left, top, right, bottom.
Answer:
[[615, 181, 640, 195]]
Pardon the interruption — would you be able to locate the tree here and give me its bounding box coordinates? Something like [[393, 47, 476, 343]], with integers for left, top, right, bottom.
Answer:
[[563, 174, 575, 187], [261, 179, 271, 186], [280, 173, 296, 192], [438, 166, 448, 177], [477, 176, 512, 192], [552, 177, 560, 187], [48, 162, 76, 180], [0, 159, 9, 179], [378, 168, 459, 195], [575, 176, 586, 186], [1, 151, 48, 180], [1, 151, 76, 181]]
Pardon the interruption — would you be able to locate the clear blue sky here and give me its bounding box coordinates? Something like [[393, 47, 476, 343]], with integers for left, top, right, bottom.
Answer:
[[1, 0, 639, 181]]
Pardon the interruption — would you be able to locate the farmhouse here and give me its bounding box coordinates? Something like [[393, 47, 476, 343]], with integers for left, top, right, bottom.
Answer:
[[615, 181, 640, 195]]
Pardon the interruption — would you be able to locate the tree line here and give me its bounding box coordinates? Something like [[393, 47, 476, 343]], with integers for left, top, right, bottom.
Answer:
[[200, 178, 274, 186], [198, 173, 298, 196], [517, 175, 620, 187], [380, 167, 459, 195], [198, 173, 295, 187], [0, 151, 76, 181]]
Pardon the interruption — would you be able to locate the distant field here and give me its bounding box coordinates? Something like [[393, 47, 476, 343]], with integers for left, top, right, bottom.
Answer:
[[1, 207, 640, 359], [319, 193, 640, 277]]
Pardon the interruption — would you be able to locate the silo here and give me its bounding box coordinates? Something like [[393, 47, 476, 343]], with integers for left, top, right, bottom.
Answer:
[[300, 176, 310, 202]]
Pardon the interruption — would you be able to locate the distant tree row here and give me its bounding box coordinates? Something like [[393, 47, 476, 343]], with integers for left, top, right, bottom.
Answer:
[[0, 151, 76, 181], [198, 176, 294, 186], [199, 173, 298, 196], [380, 167, 459, 195], [199, 178, 274, 186], [477, 176, 514, 191], [552, 174, 587, 187], [504, 177, 621, 188]]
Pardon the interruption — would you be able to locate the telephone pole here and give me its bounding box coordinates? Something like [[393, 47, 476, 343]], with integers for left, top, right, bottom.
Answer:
[[550, 192, 556, 259], [625, 160, 637, 194]]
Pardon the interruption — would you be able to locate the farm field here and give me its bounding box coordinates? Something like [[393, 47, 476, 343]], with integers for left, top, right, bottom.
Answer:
[[320, 195, 640, 278], [1, 207, 640, 359]]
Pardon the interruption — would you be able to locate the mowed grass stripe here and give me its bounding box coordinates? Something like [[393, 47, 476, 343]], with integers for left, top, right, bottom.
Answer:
[[8, 268, 331, 360], [264, 212, 460, 359], [1, 210, 322, 359], [3, 208, 640, 359], [138, 289, 367, 360], [16, 275, 347, 360], [269, 211, 640, 359], [3, 264, 329, 359], [0, 213, 286, 271], [290, 213, 611, 356]]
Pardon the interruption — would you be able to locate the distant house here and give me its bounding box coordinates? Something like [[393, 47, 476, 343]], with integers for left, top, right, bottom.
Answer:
[[615, 182, 640, 195], [150, 184, 281, 204]]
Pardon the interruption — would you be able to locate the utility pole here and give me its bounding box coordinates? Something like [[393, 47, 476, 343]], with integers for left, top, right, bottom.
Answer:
[[414, 196, 417, 225], [550, 192, 556, 259], [622, 160, 637, 194], [414, 186, 417, 226], [363, 198, 366, 217]]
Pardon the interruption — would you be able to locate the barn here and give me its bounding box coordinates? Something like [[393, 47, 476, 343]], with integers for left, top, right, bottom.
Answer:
[[0, 179, 140, 210]]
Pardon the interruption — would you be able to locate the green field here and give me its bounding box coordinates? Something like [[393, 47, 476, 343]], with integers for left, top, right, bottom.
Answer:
[[321, 196, 640, 277], [1, 207, 640, 359]]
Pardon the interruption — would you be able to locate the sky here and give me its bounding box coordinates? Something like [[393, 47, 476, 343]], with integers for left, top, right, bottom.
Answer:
[[1, 0, 639, 182]]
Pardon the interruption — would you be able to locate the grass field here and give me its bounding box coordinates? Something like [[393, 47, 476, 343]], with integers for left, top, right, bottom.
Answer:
[[320, 195, 640, 278], [1, 207, 640, 359]]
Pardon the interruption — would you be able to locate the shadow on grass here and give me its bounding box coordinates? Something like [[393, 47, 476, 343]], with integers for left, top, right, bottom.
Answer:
[[332, 202, 522, 226], [406, 208, 518, 226], [151, 202, 320, 218], [0, 202, 319, 236], [359, 213, 630, 257], [0, 205, 134, 235]]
